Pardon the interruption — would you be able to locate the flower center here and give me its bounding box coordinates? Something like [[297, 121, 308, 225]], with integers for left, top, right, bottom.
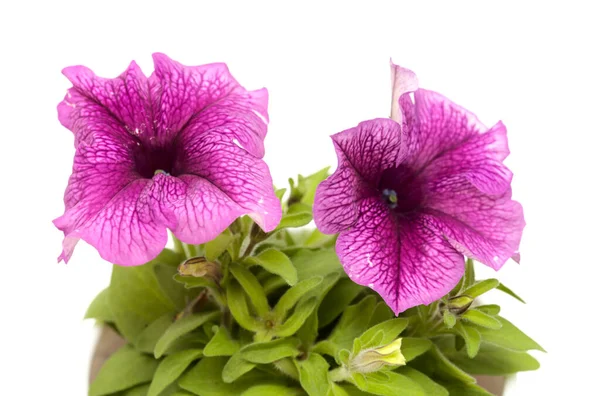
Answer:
[[379, 165, 423, 215], [133, 142, 179, 179]]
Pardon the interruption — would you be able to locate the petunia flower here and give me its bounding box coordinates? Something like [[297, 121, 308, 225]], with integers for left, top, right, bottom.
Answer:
[[54, 54, 281, 266], [313, 63, 524, 314]]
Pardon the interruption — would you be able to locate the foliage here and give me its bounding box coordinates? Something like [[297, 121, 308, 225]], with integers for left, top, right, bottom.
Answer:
[[87, 169, 541, 396]]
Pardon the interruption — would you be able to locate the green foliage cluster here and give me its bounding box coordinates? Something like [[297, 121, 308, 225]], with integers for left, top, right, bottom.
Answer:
[[87, 169, 542, 396]]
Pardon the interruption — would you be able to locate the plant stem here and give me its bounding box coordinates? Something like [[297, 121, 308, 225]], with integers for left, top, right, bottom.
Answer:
[[329, 367, 350, 382]]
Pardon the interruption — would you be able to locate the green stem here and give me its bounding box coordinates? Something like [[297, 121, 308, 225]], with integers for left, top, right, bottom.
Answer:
[[329, 367, 350, 382]]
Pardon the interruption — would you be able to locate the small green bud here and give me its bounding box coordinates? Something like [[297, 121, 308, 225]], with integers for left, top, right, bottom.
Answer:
[[349, 338, 406, 373], [178, 257, 222, 283], [447, 295, 474, 315]]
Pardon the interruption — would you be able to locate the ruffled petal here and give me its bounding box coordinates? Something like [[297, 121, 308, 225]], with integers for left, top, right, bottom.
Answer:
[[420, 121, 512, 195], [139, 174, 246, 245], [390, 61, 418, 125], [79, 179, 166, 266], [335, 197, 465, 314], [174, 88, 269, 158], [150, 53, 269, 154], [53, 133, 141, 262], [58, 62, 152, 146], [423, 181, 525, 270], [314, 118, 403, 233], [177, 134, 281, 232], [404, 89, 488, 171]]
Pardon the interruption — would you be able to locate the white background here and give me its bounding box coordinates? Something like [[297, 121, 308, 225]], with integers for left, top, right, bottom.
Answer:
[[1, 1, 598, 394]]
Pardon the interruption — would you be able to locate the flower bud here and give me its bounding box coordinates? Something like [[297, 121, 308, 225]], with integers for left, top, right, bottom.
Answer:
[[349, 338, 406, 373], [447, 295, 474, 315], [178, 257, 222, 283]]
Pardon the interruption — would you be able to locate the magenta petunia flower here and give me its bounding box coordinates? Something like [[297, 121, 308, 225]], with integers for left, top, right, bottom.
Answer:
[[314, 64, 524, 314], [54, 54, 282, 266]]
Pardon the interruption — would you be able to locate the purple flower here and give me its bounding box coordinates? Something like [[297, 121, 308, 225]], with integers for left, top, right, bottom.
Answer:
[[314, 64, 524, 314], [54, 54, 281, 266]]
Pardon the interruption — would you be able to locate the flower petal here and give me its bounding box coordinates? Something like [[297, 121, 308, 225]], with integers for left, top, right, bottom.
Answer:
[[177, 134, 281, 232], [174, 88, 269, 158], [390, 61, 418, 124], [56, 179, 166, 266], [420, 121, 513, 195], [58, 62, 152, 146], [81, 179, 167, 265], [314, 119, 403, 234], [139, 174, 246, 244], [150, 53, 269, 153], [423, 183, 525, 270], [53, 133, 140, 262], [404, 89, 488, 171], [335, 197, 465, 314]]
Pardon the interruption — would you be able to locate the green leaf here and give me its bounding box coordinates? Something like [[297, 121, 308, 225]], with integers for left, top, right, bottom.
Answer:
[[160, 332, 207, 356], [293, 249, 343, 281], [451, 343, 540, 375], [85, 288, 114, 323], [263, 275, 289, 295], [229, 262, 270, 316], [275, 188, 287, 202], [328, 296, 377, 351], [154, 311, 220, 358], [242, 384, 303, 396], [204, 326, 240, 357], [109, 250, 182, 343], [295, 352, 331, 396], [477, 316, 545, 352], [240, 337, 301, 363], [304, 228, 337, 248], [336, 385, 375, 395], [395, 367, 448, 396], [461, 310, 502, 329], [442, 382, 493, 396], [135, 314, 174, 354], [227, 281, 262, 331], [296, 167, 330, 206], [367, 302, 395, 327], [473, 304, 500, 316], [154, 263, 195, 310], [401, 338, 433, 362], [428, 345, 476, 384], [275, 297, 319, 337], [311, 340, 339, 359], [350, 371, 424, 396], [275, 205, 313, 231], [296, 272, 342, 345], [358, 318, 409, 350], [173, 274, 220, 291], [90, 345, 159, 396], [318, 279, 364, 328], [454, 322, 481, 358], [496, 282, 526, 303], [443, 310, 457, 328], [205, 229, 234, 261], [274, 276, 323, 318], [147, 349, 203, 396], [179, 357, 276, 395], [462, 279, 499, 298], [245, 249, 298, 286], [222, 352, 256, 383], [120, 384, 150, 396]]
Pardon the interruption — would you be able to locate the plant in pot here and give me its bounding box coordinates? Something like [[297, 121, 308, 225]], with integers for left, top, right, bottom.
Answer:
[[54, 54, 542, 395]]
